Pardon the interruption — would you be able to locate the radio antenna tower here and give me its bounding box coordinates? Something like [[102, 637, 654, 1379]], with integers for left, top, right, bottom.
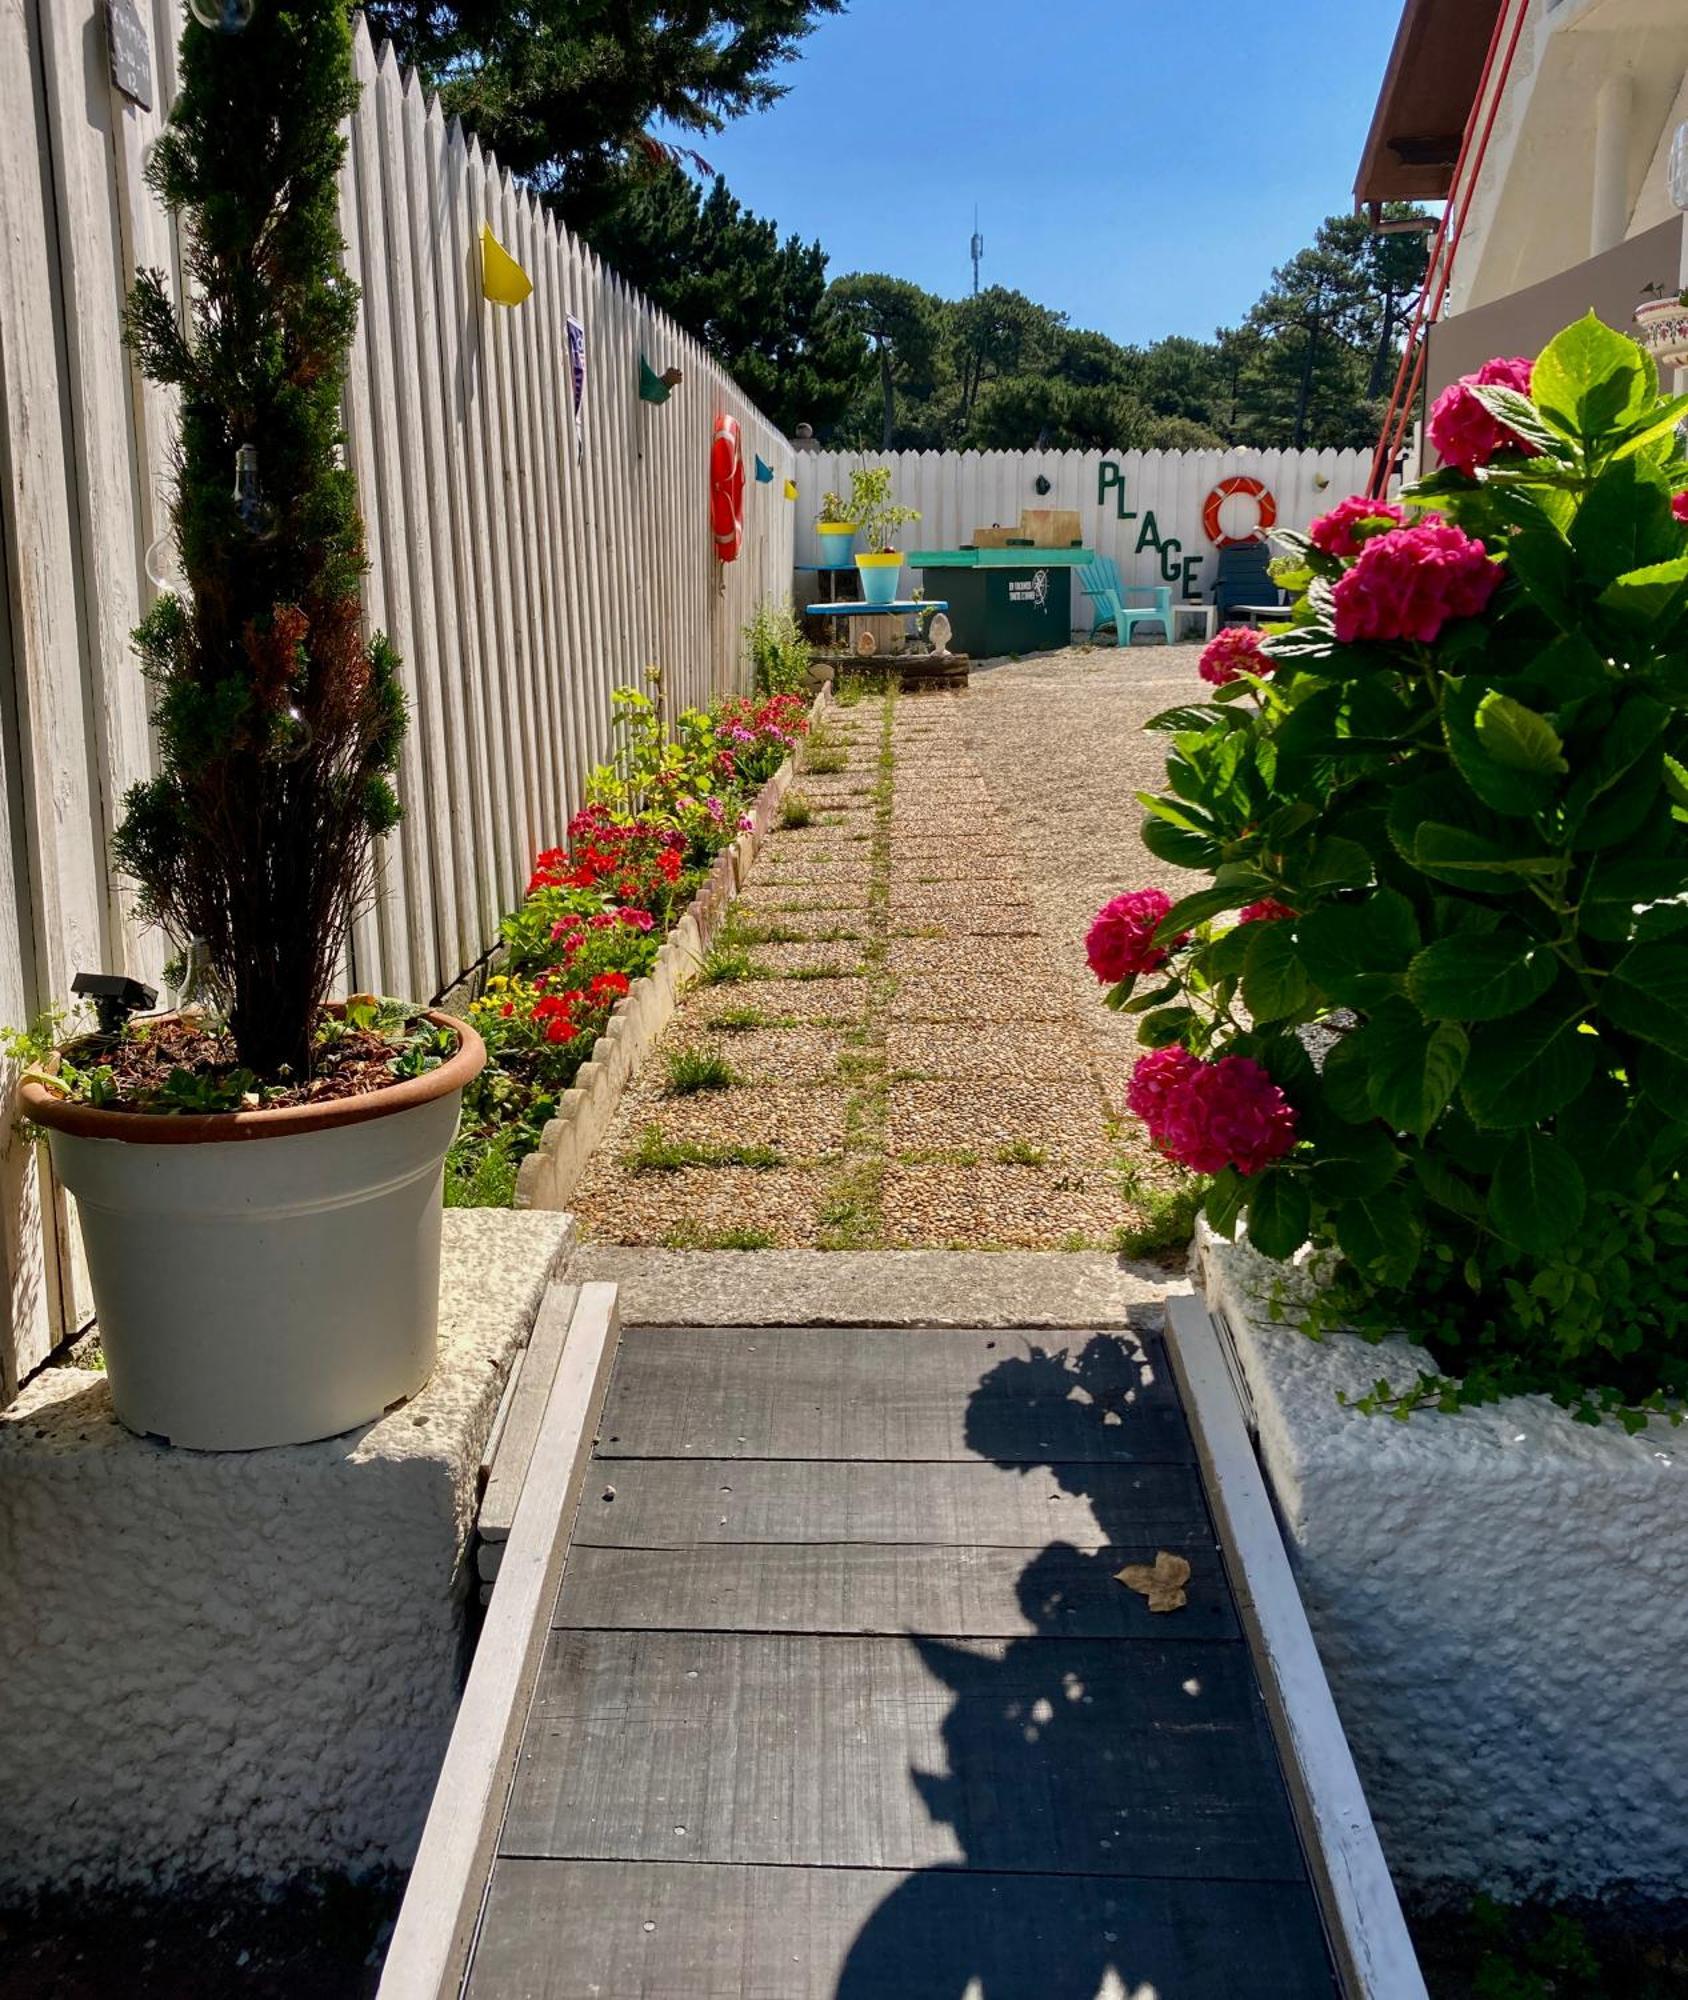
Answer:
[[970, 207, 984, 296]]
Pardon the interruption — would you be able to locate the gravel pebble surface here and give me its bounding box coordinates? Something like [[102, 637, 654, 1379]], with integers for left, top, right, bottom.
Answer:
[[888, 973, 1069, 1024], [623, 1083, 850, 1160], [884, 936, 1063, 982], [887, 1080, 1112, 1163], [664, 1020, 849, 1083], [699, 976, 870, 1023], [881, 1164, 1124, 1249], [885, 1023, 1093, 1084], [571, 1162, 831, 1247], [748, 941, 872, 978]]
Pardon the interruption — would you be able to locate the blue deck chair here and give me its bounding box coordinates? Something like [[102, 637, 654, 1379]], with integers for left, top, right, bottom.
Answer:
[[1214, 542, 1290, 625], [1076, 559, 1174, 646]]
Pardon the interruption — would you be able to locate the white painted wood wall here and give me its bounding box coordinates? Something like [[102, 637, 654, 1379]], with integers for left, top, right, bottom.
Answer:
[[792, 446, 1375, 614], [0, 4, 792, 1397]]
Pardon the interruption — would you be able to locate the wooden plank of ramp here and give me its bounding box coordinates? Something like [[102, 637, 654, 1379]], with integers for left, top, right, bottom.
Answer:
[[577, 1456, 1210, 1548], [597, 1323, 1190, 1462], [465, 1858, 1334, 2000], [501, 1629, 1303, 1881], [556, 1539, 1242, 1639]]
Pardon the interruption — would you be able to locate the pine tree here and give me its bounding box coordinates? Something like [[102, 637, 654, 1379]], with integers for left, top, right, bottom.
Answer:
[[119, 1, 405, 1079]]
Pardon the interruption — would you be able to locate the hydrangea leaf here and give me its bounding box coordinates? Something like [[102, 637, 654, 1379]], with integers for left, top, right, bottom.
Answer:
[[1488, 1132, 1586, 1255]]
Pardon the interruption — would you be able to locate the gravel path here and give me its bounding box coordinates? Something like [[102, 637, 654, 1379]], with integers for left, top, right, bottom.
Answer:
[[570, 648, 1203, 1256]]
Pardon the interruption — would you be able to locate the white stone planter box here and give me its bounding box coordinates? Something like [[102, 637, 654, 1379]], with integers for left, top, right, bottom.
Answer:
[[1194, 1220, 1687, 1908]]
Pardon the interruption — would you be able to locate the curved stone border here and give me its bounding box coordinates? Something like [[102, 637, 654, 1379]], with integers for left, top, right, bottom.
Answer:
[[513, 684, 833, 1213]]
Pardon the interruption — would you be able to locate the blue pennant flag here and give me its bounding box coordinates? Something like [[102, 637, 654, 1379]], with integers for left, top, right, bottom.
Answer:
[[754, 455, 775, 483]]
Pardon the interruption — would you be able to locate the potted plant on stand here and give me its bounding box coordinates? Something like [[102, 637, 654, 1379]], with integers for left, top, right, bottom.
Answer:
[[1634, 282, 1688, 370], [814, 490, 858, 569], [14, 0, 483, 1451], [849, 465, 922, 608]]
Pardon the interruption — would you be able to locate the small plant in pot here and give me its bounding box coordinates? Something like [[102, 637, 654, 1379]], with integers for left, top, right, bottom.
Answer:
[[13, 0, 483, 1451], [848, 465, 921, 608], [815, 490, 858, 568], [1634, 281, 1688, 370]]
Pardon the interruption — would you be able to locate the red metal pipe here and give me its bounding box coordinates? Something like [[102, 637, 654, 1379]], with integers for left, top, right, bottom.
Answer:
[[1367, 0, 1532, 496]]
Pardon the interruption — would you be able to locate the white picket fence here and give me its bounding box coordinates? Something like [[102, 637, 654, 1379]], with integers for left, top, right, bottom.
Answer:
[[0, 3, 791, 1393], [793, 446, 1376, 615]]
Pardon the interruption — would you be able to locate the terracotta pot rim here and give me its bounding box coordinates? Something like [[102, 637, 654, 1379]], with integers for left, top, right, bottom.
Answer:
[[17, 1007, 485, 1146]]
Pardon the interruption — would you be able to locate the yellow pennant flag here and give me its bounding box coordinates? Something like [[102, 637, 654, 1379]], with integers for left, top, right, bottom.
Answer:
[[783, 478, 798, 501], [480, 223, 532, 308]]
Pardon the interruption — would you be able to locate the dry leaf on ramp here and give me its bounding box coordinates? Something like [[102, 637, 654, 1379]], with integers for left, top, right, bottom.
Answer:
[[1116, 1550, 1191, 1613]]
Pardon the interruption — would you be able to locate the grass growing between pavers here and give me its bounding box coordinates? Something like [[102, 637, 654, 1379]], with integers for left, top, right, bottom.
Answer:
[[818, 684, 897, 1249]]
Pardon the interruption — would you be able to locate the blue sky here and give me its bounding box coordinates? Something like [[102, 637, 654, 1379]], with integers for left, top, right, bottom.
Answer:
[[664, 0, 1401, 348]]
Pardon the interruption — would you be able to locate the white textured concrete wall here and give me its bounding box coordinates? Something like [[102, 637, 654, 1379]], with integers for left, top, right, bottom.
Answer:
[[1195, 1224, 1688, 1907], [0, 1208, 568, 1898]]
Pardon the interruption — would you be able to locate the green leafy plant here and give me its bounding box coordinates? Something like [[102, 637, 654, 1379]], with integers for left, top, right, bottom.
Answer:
[[119, 2, 405, 1077], [816, 488, 854, 526], [745, 602, 813, 696], [1104, 313, 1688, 1425], [844, 465, 921, 552]]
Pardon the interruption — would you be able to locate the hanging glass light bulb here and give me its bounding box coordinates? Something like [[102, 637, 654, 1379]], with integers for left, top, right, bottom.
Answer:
[[144, 533, 183, 594], [265, 706, 315, 765], [231, 443, 275, 539], [188, 0, 256, 31]]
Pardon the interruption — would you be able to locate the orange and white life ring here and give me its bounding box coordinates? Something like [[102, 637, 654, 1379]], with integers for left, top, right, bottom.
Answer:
[[710, 414, 745, 563], [1202, 475, 1277, 548]]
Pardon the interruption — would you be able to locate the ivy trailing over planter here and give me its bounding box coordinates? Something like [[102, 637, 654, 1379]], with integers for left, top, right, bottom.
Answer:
[[1102, 314, 1688, 1426]]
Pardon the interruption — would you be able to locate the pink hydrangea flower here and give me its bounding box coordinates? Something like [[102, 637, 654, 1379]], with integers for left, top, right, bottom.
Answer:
[[1199, 625, 1271, 686], [1331, 520, 1501, 646], [1673, 492, 1688, 526], [1308, 495, 1408, 560], [1125, 1046, 1200, 1131], [1427, 356, 1539, 475], [1155, 1055, 1298, 1177], [1086, 889, 1183, 984], [1239, 898, 1296, 924]]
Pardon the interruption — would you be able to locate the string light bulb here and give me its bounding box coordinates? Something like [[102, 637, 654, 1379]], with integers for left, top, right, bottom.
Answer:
[[188, 0, 256, 31]]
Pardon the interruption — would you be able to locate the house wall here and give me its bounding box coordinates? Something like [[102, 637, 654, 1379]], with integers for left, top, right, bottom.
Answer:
[[1426, 214, 1684, 401]]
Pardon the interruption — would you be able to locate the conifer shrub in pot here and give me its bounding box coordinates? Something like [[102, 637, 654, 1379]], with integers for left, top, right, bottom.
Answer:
[[14, 1, 482, 1451], [1092, 316, 1688, 1428]]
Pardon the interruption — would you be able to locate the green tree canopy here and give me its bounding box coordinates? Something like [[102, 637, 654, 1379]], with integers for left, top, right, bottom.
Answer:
[[590, 174, 868, 435], [366, 0, 842, 219]]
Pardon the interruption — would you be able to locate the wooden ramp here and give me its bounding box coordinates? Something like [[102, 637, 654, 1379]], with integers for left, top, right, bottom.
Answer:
[[383, 1302, 1420, 1998]]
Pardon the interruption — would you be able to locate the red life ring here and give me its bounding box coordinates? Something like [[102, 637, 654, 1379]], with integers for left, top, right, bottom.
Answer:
[[710, 414, 745, 563], [1202, 475, 1277, 548]]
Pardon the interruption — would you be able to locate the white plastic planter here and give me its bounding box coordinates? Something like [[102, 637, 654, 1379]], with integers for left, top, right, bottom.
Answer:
[[21, 1013, 484, 1451]]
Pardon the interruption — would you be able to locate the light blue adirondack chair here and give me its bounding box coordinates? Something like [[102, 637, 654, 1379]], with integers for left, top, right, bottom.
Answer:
[[1076, 558, 1174, 646]]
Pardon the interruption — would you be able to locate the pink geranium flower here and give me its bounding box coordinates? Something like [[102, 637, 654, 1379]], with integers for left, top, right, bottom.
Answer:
[[1154, 1055, 1299, 1177], [1427, 356, 1539, 475], [1308, 495, 1408, 560], [1673, 492, 1688, 526], [1199, 625, 1271, 686], [1086, 889, 1184, 983], [1331, 520, 1501, 646]]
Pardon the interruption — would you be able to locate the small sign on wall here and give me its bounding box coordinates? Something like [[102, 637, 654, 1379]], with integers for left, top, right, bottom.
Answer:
[[106, 0, 152, 111]]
